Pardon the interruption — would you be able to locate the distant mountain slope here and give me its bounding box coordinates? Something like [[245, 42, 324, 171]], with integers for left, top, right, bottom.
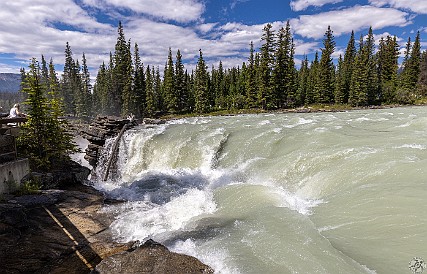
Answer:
[[0, 73, 21, 92]]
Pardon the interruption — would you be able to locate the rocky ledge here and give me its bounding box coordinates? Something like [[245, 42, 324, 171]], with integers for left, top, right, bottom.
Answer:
[[0, 176, 213, 273]]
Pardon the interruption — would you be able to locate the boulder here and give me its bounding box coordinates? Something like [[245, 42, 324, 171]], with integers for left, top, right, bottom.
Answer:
[[21, 159, 91, 189], [94, 239, 214, 274]]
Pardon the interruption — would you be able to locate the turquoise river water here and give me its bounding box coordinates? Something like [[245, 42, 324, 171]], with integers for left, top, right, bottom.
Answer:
[[91, 106, 427, 274]]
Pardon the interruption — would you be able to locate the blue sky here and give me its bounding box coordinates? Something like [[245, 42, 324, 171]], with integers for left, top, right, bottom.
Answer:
[[0, 0, 426, 76]]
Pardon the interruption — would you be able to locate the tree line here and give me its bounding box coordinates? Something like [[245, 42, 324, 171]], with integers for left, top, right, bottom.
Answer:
[[21, 21, 427, 119]]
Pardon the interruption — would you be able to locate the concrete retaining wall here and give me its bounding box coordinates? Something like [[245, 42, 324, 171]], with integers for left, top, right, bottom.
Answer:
[[0, 158, 30, 194]]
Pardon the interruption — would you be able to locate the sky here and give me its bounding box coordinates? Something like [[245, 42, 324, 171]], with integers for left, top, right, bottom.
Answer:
[[0, 0, 427, 77]]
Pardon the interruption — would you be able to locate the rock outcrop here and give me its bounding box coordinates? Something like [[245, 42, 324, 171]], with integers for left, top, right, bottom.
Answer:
[[0, 185, 213, 273], [0, 185, 133, 274], [94, 239, 214, 274], [0, 158, 213, 273], [21, 159, 91, 189], [80, 116, 137, 167]]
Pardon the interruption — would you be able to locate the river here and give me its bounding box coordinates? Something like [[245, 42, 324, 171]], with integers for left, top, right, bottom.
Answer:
[[91, 106, 427, 274]]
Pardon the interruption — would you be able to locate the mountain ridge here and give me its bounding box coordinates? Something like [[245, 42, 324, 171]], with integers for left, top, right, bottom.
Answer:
[[0, 73, 21, 92]]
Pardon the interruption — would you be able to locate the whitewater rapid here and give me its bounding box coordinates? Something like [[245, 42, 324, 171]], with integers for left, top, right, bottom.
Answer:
[[91, 106, 427, 273]]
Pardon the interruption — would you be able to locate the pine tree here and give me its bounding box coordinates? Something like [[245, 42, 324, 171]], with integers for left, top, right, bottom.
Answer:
[[61, 42, 78, 115], [338, 30, 356, 104], [364, 27, 378, 104], [175, 49, 187, 113], [154, 67, 163, 112], [317, 26, 336, 104], [18, 58, 77, 171], [145, 65, 156, 116], [194, 50, 209, 113], [40, 55, 49, 90], [306, 52, 319, 105], [246, 41, 257, 108], [377, 35, 399, 103], [133, 43, 146, 118], [418, 50, 427, 96], [334, 55, 346, 104], [296, 56, 309, 105], [258, 23, 276, 109], [79, 53, 92, 119], [163, 48, 177, 113], [407, 32, 421, 90], [92, 62, 108, 114], [110, 22, 133, 116]]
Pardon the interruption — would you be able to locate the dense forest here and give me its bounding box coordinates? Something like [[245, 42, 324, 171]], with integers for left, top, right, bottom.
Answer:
[[20, 22, 427, 119]]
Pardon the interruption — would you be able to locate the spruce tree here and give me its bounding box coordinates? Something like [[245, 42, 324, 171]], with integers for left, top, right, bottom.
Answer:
[[133, 43, 146, 118], [306, 52, 319, 105], [418, 50, 427, 96], [164, 48, 177, 112], [377, 35, 399, 103], [246, 41, 257, 108], [18, 58, 77, 171], [339, 30, 356, 104], [194, 50, 209, 113], [61, 42, 78, 115], [145, 65, 156, 117], [175, 49, 187, 113], [258, 23, 276, 109], [317, 26, 336, 104], [79, 53, 92, 119], [297, 56, 309, 105]]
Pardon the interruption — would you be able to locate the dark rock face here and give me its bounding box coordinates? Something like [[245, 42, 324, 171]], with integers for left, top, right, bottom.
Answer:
[[21, 159, 91, 189], [94, 239, 214, 274], [80, 116, 137, 167]]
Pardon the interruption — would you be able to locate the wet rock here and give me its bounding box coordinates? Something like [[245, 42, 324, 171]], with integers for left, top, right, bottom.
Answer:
[[94, 239, 214, 274], [21, 160, 91, 189], [80, 116, 137, 168]]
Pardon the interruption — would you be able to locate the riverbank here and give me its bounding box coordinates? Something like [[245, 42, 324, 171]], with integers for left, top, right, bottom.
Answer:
[[0, 182, 213, 273]]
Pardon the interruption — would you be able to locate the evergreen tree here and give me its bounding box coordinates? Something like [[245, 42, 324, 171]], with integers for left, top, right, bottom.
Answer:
[[175, 49, 187, 112], [78, 53, 92, 119], [18, 58, 77, 171], [418, 50, 427, 96], [337, 30, 356, 104], [306, 52, 319, 105], [246, 41, 257, 108], [40, 55, 49, 90], [194, 50, 209, 113], [154, 66, 163, 112], [334, 55, 346, 104], [110, 22, 133, 116], [364, 27, 379, 104], [145, 65, 156, 116], [61, 42, 79, 115], [164, 48, 177, 112], [317, 26, 336, 103], [133, 43, 146, 118], [377, 35, 399, 103], [403, 32, 422, 91], [296, 56, 309, 105], [258, 23, 276, 109]]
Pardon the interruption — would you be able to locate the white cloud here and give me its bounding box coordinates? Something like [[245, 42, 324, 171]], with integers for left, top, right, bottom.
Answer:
[[85, 0, 205, 23], [196, 23, 219, 34], [369, 0, 427, 14], [290, 0, 343, 11], [290, 5, 410, 39]]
